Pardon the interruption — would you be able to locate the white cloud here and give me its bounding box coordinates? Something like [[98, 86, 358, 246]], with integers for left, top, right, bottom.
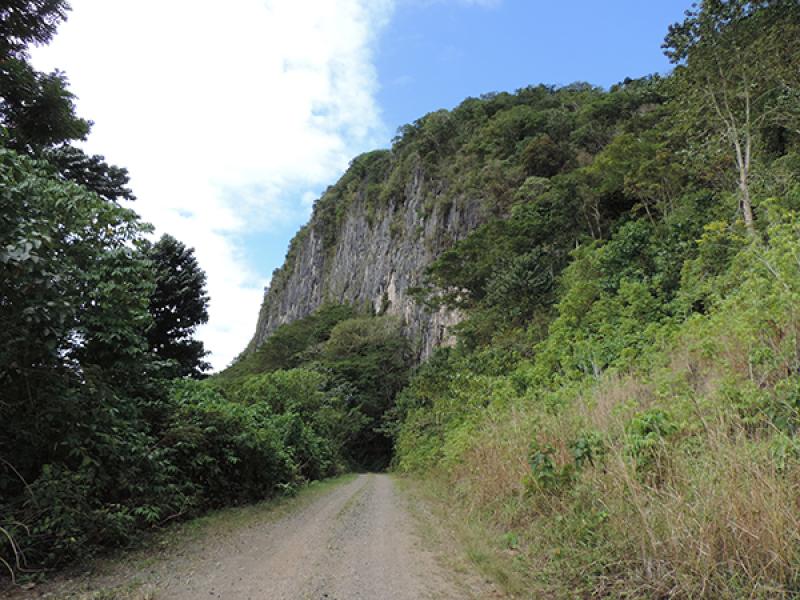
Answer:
[[32, 0, 394, 370]]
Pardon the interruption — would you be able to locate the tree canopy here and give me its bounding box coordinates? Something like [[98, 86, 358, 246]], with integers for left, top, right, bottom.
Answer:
[[146, 234, 210, 378], [663, 0, 800, 232], [0, 0, 70, 59]]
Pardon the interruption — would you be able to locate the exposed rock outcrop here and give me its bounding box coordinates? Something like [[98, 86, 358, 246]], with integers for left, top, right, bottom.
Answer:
[[247, 155, 486, 360]]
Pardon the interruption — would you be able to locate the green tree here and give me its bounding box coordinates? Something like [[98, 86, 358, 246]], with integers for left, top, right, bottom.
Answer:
[[0, 148, 153, 383], [0, 0, 70, 59], [321, 316, 412, 467], [589, 132, 683, 221], [146, 234, 210, 378], [222, 303, 355, 379], [522, 133, 569, 177], [44, 145, 135, 202], [0, 0, 96, 167], [663, 0, 800, 233], [0, 147, 170, 567], [0, 58, 90, 151]]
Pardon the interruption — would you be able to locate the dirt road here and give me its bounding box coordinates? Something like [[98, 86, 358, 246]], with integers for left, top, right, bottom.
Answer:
[[9, 473, 498, 599], [159, 473, 478, 599]]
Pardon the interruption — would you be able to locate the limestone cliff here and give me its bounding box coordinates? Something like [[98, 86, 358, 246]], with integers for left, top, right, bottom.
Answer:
[[247, 149, 488, 360]]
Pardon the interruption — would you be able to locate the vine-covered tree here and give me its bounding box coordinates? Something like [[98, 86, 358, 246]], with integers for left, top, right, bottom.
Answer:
[[146, 234, 210, 378]]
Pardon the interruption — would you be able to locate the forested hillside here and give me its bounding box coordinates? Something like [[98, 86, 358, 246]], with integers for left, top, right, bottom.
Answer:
[[4, 0, 800, 597], [247, 0, 800, 596], [0, 1, 409, 581], [388, 2, 800, 597]]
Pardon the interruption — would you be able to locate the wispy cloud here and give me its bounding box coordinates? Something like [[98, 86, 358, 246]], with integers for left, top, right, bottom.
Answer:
[[32, 0, 394, 369]]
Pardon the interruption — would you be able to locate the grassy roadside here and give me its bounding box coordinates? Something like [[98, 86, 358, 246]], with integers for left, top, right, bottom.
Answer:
[[395, 359, 800, 598], [1, 475, 357, 600], [395, 474, 514, 599]]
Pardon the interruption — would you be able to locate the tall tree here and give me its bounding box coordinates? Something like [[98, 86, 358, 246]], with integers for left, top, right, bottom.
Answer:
[[0, 0, 128, 204], [146, 234, 210, 378], [0, 145, 158, 502], [663, 0, 800, 234], [0, 58, 90, 151], [44, 145, 135, 202], [0, 0, 70, 59], [0, 0, 88, 150]]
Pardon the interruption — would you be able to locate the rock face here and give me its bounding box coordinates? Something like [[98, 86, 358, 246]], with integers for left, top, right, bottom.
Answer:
[[248, 158, 486, 360]]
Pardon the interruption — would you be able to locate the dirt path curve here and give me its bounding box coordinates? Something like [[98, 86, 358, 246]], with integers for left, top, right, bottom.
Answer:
[[149, 473, 484, 599]]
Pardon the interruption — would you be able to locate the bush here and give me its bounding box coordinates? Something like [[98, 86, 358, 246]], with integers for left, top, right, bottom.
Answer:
[[167, 381, 296, 504]]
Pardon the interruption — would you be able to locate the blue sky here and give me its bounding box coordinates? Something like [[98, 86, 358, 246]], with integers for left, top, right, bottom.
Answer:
[[376, 1, 689, 133], [241, 0, 690, 325], [34, 0, 692, 368]]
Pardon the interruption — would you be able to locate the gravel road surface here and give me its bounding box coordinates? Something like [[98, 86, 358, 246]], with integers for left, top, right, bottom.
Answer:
[[157, 473, 472, 599], [3, 473, 500, 599]]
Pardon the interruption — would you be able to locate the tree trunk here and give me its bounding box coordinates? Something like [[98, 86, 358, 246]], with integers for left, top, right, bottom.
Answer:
[[732, 133, 755, 235], [739, 174, 755, 234]]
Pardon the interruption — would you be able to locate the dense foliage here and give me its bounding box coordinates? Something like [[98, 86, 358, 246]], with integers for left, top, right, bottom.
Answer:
[[0, 147, 165, 571], [145, 234, 210, 378], [0, 1, 69, 58], [0, 146, 229, 575], [0, 2, 361, 581], [219, 309, 413, 470], [224, 303, 357, 379], [389, 1, 800, 597], [5, 1, 800, 596]]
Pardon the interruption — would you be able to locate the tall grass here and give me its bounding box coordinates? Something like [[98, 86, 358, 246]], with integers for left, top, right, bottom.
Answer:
[[397, 210, 800, 597], [412, 359, 800, 598]]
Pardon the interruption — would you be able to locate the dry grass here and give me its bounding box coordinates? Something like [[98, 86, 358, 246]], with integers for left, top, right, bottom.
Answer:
[[590, 426, 800, 598], [578, 372, 654, 434], [449, 409, 531, 520], [429, 361, 800, 598]]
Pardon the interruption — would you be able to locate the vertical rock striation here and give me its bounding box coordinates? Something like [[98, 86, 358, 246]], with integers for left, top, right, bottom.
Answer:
[[247, 155, 486, 360]]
